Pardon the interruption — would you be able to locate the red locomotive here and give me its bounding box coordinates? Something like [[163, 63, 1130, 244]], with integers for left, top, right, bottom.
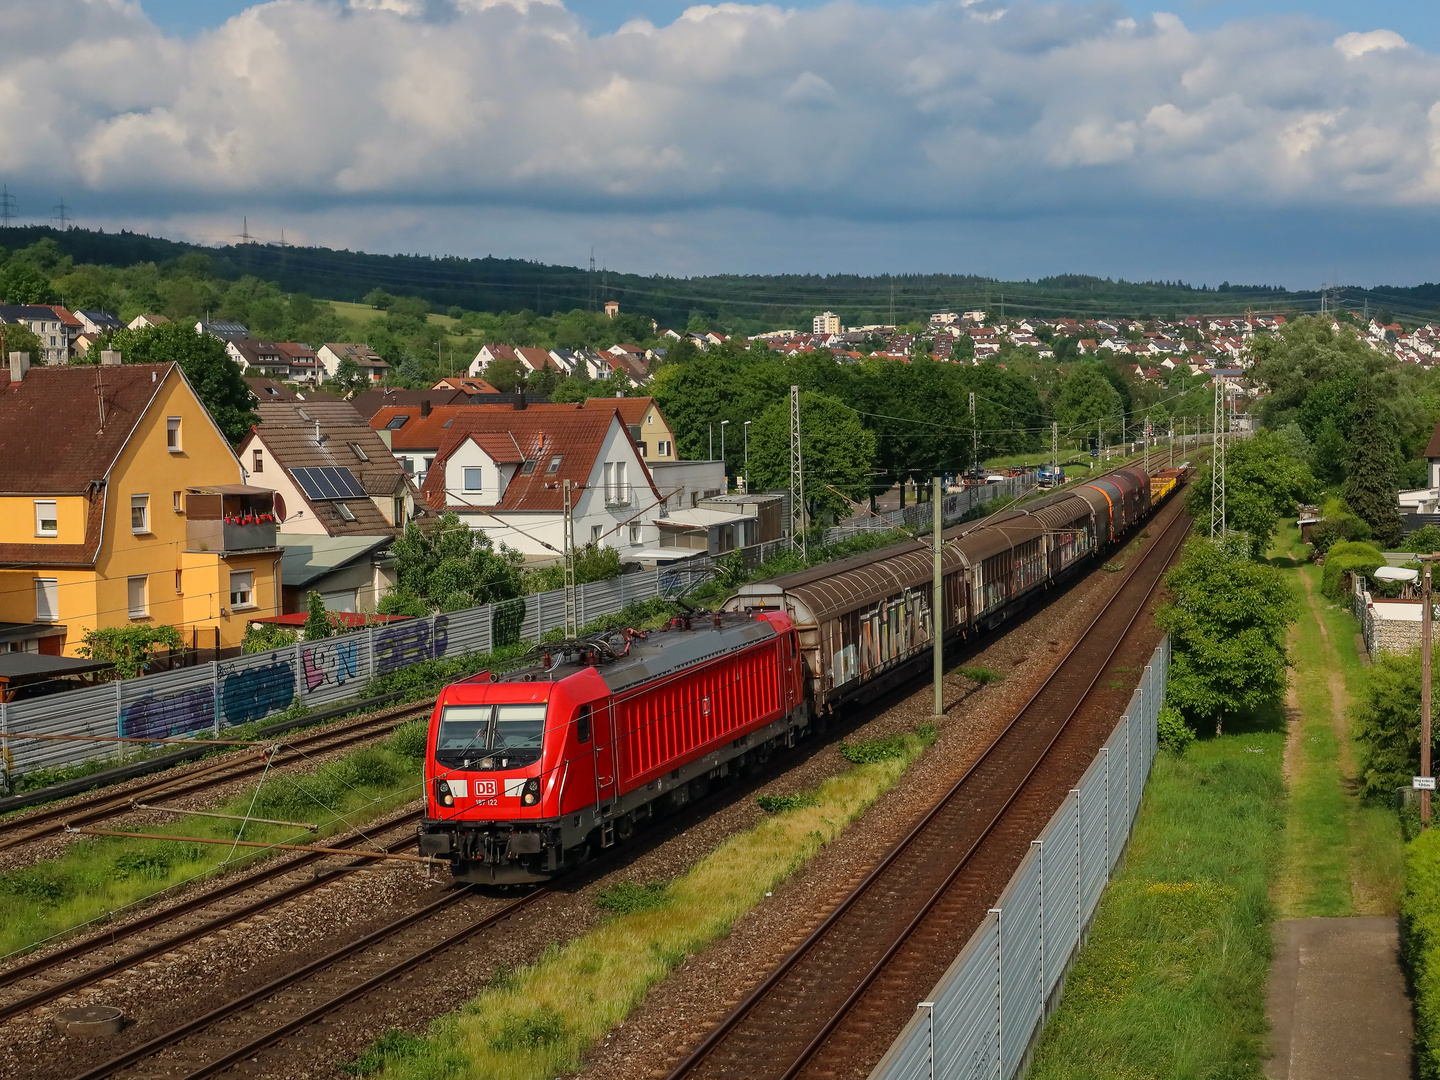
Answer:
[[419, 610, 805, 883]]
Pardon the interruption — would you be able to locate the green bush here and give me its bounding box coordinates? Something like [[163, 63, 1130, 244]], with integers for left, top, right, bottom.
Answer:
[[1406, 525, 1440, 556], [1321, 540, 1385, 600], [1157, 706, 1197, 755], [387, 719, 429, 763], [755, 791, 819, 813], [338, 1028, 428, 1077], [959, 665, 1005, 685], [595, 880, 670, 914], [1404, 829, 1440, 1079], [838, 734, 909, 764]]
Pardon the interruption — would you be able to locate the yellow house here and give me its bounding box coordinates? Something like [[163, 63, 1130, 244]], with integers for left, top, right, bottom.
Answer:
[[0, 356, 280, 657], [580, 396, 677, 462]]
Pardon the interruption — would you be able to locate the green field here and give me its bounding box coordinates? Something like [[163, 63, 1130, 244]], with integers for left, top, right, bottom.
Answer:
[[330, 300, 460, 331]]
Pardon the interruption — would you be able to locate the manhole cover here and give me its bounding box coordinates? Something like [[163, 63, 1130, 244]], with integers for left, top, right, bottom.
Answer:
[[54, 1005, 124, 1038]]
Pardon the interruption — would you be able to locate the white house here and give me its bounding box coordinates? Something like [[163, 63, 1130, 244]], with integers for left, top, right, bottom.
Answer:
[[317, 343, 388, 383], [418, 406, 663, 560]]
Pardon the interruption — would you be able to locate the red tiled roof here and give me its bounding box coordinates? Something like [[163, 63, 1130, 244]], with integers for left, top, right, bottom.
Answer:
[[371, 402, 579, 449], [419, 408, 660, 514], [0, 363, 182, 566], [43, 304, 83, 329], [580, 396, 656, 428]]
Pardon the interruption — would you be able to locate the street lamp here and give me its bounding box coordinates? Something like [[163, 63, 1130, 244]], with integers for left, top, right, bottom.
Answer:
[[744, 420, 752, 490], [721, 420, 730, 490]]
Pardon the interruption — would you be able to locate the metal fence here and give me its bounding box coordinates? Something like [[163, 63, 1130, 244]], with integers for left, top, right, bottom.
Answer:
[[822, 473, 1035, 546], [868, 638, 1169, 1080]]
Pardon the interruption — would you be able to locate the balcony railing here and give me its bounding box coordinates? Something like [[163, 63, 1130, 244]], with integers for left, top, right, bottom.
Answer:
[[186, 519, 279, 554], [604, 483, 633, 507]]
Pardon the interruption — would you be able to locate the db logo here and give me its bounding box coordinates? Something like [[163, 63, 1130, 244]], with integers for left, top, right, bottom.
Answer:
[[474, 780, 497, 797]]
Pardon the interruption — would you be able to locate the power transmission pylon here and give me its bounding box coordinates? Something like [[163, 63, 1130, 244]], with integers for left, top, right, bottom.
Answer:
[[51, 199, 71, 230], [237, 217, 254, 244], [562, 479, 577, 637], [1211, 377, 1226, 537], [790, 385, 806, 560], [0, 186, 14, 228]]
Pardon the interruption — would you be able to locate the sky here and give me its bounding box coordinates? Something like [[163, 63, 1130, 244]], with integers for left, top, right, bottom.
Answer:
[[5, 0, 1440, 290]]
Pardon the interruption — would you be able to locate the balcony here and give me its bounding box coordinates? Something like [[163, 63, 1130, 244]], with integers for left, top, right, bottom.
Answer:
[[603, 483, 633, 508], [184, 485, 281, 553]]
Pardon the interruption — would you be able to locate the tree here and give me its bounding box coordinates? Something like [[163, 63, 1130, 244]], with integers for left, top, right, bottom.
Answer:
[[243, 621, 299, 654], [484, 357, 528, 392], [1053, 364, 1123, 448], [1185, 428, 1317, 557], [1344, 376, 1404, 548], [383, 512, 524, 613], [76, 624, 185, 680], [304, 591, 334, 641], [0, 321, 45, 363], [331, 356, 369, 398], [0, 261, 54, 304], [747, 391, 876, 521], [86, 322, 257, 443], [1156, 537, 1297, 735], [1353, 649, 1438, 798]]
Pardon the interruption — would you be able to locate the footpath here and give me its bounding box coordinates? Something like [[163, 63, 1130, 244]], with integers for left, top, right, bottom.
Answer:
[[1265, 559, 1412, 1079]]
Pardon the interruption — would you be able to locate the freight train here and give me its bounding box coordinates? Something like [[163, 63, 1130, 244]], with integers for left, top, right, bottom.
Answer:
[[418, 464, 1183, 883]]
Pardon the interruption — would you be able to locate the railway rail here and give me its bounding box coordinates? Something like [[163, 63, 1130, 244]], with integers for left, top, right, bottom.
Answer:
[[0, 808, 424, 1022], [666, 494, 1192, 1080], [0, 700, 433, 854], [68, 886, 546, 1080]]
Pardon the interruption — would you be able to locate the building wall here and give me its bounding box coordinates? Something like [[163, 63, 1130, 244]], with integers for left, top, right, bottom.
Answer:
[[0, 495, 89, 546], [0, 373, 279, 656]]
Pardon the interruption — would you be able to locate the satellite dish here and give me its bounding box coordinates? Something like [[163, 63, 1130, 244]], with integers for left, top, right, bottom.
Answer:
[[272, 493, 286, 522]]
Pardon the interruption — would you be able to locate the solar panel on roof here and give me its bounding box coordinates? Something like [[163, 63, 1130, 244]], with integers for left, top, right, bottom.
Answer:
[[292, 466, 366, 501]]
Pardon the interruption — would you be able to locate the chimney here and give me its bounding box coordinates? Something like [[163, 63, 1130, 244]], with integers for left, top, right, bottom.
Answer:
[[514, 391, 526, 411], [100, 350, 122, 366], [420, 399, 431, 418], [8, 351, 30, 383]]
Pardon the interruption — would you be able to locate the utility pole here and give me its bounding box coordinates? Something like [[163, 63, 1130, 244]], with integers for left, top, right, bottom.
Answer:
[[933, 475, 944, 719], [790, 386, 806, 559], [1051, 421, 1058, 478], [563, 479, 577, 638], [969, 392, 977, 475], [744, 420, 751, 491], [1424, 557, 1435, 828]]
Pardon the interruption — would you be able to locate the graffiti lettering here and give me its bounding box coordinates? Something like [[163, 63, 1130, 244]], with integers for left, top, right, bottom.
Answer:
[[302, 639, 360, 692], [222, 662, 295, 725], [121, 686, 216, 742], [373, 616, 449, 674]]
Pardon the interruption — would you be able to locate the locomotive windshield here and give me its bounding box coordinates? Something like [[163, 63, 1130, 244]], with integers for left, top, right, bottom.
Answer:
[[436, 703, 547, 769]]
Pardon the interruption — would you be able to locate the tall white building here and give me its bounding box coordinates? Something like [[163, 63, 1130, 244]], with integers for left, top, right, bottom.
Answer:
[[813, 311, 841, 335]]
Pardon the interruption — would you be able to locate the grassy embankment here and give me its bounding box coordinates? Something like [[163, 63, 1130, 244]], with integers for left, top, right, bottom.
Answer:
[[1029, 521, 1403, 1077], [340, 726, 938, 1080]]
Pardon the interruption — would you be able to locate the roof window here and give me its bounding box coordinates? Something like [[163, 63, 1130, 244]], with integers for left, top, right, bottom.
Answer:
[[385, 415, 410, 430], [546, 455, 563, 475], [520, 460, 536, 475], [336, 503, 357, 522], [348, 442, 369, 462], [294, 406, 311, 422]]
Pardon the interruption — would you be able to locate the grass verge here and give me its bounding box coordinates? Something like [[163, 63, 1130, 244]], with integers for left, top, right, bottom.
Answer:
[[0, 722, 427, 959], [1027, 707, 1287, 1079], [343, 724, 940, 1079]]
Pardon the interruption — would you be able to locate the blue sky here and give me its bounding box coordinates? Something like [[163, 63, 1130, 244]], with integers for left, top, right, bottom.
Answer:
[[8, 1, 1440, 288]]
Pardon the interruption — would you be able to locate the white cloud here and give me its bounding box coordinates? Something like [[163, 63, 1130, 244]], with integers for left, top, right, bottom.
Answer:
[[1336, 29, 1407, 59], [1, 0, 1439, 236]]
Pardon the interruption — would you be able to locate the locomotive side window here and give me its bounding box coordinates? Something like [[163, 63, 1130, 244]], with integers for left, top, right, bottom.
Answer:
[[576, 705, 592, 744], [789, 632, 797, 658]]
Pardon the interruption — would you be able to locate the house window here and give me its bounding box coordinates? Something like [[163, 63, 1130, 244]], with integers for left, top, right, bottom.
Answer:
[[349, 442, 369, 462], [629, 525, 641, 544], [657, 440, 672, 457], [252, 449, 263, 473], [35, 578, 58, 622], [424, 456, 435, 472], [166, 417, 181, 451], [547, 455, 563, 474], [337, 503, 357, 522], [520, 459, 536, 475], [229, 570, 254, 609], [127, 575, 148, 618], [464, 467, 483, 492], [591, 525, 603, 542], [34, 500, 57, 537], [393, 496, 406, 526], [173, 491, 183, 513], [131, 494, 150, 533], [637, 442, 648, 457], [647, 414, 653, 425], [385, 415, 410, 430]]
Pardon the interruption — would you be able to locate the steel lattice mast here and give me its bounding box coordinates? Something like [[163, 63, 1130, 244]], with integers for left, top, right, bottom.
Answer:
[[790, 385, 806, 560]]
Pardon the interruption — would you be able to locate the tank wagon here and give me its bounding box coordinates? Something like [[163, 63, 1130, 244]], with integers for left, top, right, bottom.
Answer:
[[419, 465, 1177, 883]]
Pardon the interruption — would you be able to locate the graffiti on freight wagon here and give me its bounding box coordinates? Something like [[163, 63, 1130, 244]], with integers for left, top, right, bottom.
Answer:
[[373, 616, 448, 673], [302, 638, 360, 692]]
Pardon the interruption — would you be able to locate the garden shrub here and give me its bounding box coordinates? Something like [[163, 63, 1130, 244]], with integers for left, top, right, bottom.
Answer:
[[1403, 829, 1440, 1079], [1321, 540, 1385, 600]]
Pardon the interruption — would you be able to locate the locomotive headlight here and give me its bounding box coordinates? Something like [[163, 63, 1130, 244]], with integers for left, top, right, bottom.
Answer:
[[521, 777, 540, 806], [434, 778, 454, 807]]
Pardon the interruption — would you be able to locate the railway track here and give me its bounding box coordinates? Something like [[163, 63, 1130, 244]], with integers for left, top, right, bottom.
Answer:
[[69, 887, 546, 1080], [0, 700, 433, 854], [0, 808, 424, 1023], [667, 499, 1192, 1080]]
